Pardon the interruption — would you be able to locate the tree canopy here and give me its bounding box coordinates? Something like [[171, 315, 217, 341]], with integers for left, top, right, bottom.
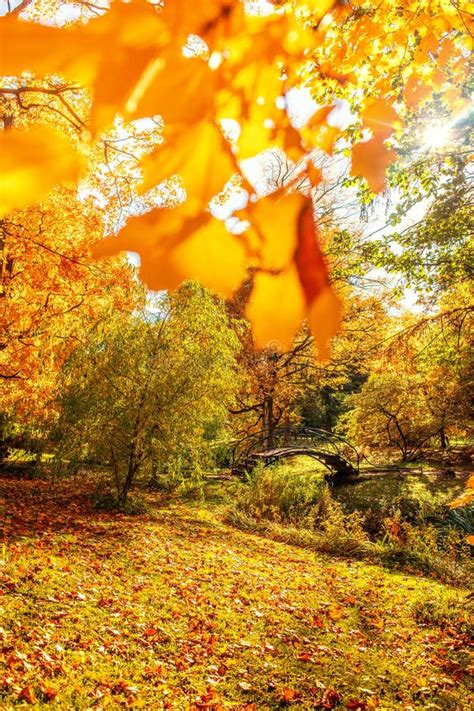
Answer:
[[1, 0, 472, 359]]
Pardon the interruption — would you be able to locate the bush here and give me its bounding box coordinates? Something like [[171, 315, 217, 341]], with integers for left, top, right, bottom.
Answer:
[[225, 462, 371, 557], [92, 489, 149, 515], [334, 473, 468, 535], [224, 461, 473, 585], [233, 462, 327, 525], [376, 515, 472, 585]]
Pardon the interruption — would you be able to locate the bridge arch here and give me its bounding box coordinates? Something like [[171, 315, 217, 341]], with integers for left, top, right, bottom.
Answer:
[[231, 427, 359, 480]]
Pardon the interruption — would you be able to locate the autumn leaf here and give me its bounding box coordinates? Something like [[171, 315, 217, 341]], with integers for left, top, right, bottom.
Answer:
[[327, 604, 344, 620], [279, 687, 303, 702], [404, 74, 433, 109], [0, 12, 93, 78], [306, 164, 323, 187], [301, 106, 341, 155], [244, 191, 307, 272], [246, 267, 306, 351], [0, 1, 171, 133], [360, 98, 400, 140], [139, 121, 237, 216], [160, 0, 244, 45], [295, 204, 343, 359], [320, 688, 342, 708], [350, 135, 396, 193], [93, 208, 246, 298], [39, 684, 59, 702], [87, 0, 172, 132], [124, 52, 216, 126], [345, 699, 368, 710], [0, 126, 80, 217], [18, 686, 36, 704], [449, 474, 474, 509]]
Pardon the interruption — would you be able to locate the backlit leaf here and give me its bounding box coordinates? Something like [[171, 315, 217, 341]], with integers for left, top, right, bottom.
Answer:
[[0, 126, 80, 218], [351, 135, 396, 194], [296, 204, 342, 359], [244, 191, 307, 272], [360, 98, 400, 140], [93, 208, 246, 298], [139, 121, 237, 216], [125, 52, 216, 126], [246, 268, 306, 351]]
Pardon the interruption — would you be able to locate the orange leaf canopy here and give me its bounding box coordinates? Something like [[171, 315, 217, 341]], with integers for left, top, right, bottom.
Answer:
[[4, 0, 468, 355]]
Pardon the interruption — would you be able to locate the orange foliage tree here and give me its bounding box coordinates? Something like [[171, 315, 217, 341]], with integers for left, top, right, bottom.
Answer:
[[0, 0, 471, 357], [0, 189, 138, 421]]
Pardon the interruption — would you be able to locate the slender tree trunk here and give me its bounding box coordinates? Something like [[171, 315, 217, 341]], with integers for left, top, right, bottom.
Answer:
[[148, 457, 159, 489], [119, 452, 137, 505], [263, 395, 274, 447]]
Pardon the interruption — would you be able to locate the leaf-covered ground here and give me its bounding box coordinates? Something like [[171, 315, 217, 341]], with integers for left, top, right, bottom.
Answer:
[[1, 477, 472, 709]]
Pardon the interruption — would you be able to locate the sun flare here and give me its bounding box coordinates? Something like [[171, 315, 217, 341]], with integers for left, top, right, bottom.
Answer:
[[421, 123, 452, 150]]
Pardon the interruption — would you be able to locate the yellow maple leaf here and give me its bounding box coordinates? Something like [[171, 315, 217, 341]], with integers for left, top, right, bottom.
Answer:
[[88, 2, 172, 132], [237, 117, 273, 160], [0, 12, 93, 79], [124, 52, 216, 126], [93, 208, 246, 298], [139, 121, 237, 217], [0, 126, 80, 218], [0, 1, 171, 133], [246, 268, 306, 351], [242, 191, 307, 272]]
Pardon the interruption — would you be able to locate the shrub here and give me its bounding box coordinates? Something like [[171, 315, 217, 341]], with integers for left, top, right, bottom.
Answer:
[[233, 462, 327, 525], [376, 515, 472, 585], [92, 489, 149, 515], [225, 462, 371, 557], [412, 596, 472, 633], [224, 462, 473, 585]]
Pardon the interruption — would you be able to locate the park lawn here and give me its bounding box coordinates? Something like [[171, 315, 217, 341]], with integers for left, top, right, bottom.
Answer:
[[0, 476, 472, 710]]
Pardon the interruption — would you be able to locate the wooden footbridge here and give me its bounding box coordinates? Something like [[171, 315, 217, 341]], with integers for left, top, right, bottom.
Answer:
[[231, 427, 360, 481]]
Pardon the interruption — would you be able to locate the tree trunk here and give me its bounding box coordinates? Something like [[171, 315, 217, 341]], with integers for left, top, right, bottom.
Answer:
[[148, 457, 160, 489], [119, 455, 137, 506], [263, 395, 274, 448], [439, 426, 448, 449]]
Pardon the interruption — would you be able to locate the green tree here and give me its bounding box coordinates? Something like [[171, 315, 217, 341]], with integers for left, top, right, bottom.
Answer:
[[54, 282, 240, 503]]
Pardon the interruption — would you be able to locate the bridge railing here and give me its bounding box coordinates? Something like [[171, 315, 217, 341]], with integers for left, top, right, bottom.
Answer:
[[231, 426, 360, 470]]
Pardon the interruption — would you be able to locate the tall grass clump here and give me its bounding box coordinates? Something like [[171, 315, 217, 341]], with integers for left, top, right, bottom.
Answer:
[[225, 462, 371, 557]]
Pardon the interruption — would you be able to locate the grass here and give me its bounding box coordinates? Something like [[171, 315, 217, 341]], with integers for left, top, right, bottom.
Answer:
[[1, 475, 473, 709], [222, 457, 473, 586]]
